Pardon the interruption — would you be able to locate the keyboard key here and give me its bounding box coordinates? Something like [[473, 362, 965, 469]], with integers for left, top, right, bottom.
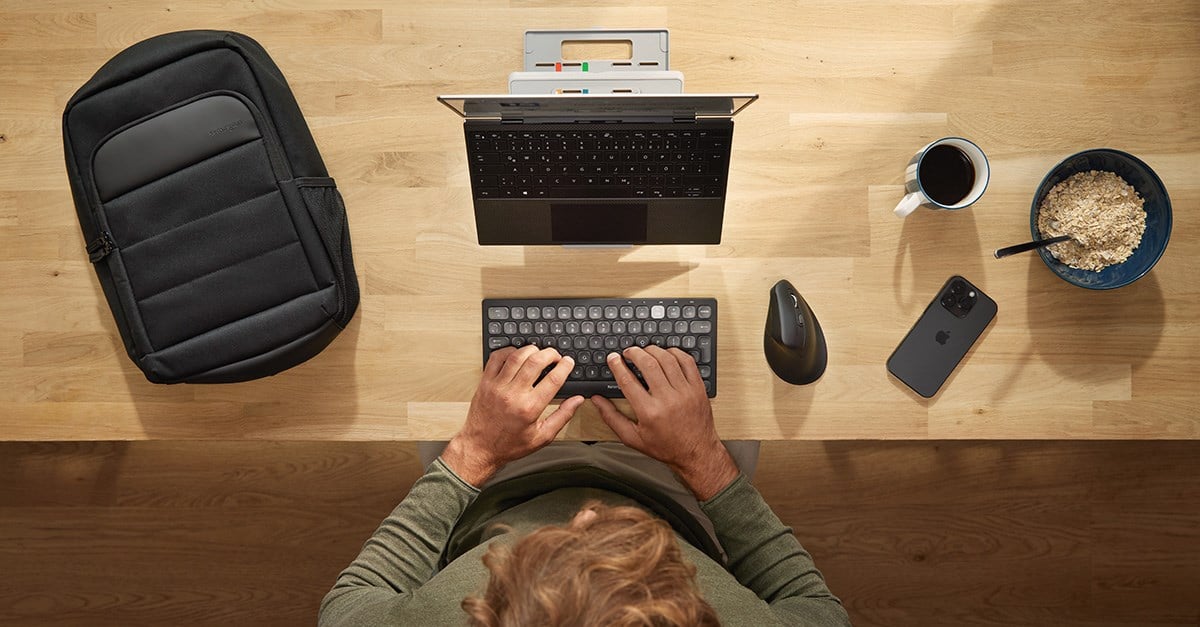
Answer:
[[488, 306, 509, 320], [650, 305, 665, 319], [689, 320, 712, 334]]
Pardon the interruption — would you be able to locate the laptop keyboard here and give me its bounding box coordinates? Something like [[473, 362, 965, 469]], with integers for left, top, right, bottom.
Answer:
[[482, 297, 717, 398], [465, 123, 733, 200]]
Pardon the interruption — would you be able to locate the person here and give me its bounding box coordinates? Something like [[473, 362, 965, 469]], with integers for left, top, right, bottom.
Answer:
[[320, 345, 850, 626]]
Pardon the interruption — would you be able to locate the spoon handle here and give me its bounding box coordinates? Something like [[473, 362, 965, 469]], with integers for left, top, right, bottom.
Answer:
[[994, 235, 1072, 259]]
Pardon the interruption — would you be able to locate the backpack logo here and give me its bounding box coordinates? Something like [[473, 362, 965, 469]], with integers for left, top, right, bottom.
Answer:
[[208, 119, 247, 136]]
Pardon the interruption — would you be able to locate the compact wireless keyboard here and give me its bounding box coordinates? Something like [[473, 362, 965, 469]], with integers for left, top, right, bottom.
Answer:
[[482, 297, 717, 398]]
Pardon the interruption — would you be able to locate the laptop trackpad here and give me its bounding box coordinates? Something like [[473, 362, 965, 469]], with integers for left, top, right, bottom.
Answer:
[[551, 203, 647, 244]]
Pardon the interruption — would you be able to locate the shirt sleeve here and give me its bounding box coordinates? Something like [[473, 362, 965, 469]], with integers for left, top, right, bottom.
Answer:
[[319, 458, 480, 626], [701, 474, 851, 626]]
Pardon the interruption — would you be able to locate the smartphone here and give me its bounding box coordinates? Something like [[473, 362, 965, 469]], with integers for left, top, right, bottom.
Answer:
[[887, 276, 997, 398]]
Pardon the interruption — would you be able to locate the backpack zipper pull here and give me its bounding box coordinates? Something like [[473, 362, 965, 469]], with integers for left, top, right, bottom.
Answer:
[[86, 231, 115, 263]]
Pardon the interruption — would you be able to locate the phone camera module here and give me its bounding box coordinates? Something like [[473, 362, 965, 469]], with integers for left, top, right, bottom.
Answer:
[[941, 281, 976, 318]]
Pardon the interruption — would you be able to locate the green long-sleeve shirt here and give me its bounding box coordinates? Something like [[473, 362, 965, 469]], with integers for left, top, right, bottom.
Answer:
[[320, 459, 850, 626]]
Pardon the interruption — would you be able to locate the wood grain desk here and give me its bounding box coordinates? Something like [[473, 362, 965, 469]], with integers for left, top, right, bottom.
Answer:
[[1, 2, 1197, 441]]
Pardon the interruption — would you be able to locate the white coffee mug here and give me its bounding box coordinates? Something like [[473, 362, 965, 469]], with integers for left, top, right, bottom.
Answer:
[[894, 137, 989, 218]]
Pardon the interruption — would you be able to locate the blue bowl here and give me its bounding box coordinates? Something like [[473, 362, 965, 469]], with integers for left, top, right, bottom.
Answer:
[[1030, 149, 1172, 290]]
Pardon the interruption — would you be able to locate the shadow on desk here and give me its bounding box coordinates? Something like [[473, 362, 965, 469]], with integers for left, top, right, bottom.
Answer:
[[479, 247, 696, 297], [770, 375, 815, 438], [892, 207, 985, 312], [1025, 258, 1165, 377], [105, 301, 364, 440]]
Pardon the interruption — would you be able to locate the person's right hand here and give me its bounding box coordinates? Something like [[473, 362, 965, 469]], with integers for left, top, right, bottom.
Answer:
[[591, 346, 738, 500]]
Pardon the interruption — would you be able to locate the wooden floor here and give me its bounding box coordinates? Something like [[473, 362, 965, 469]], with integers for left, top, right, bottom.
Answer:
[[2, 441, 1198, 626]]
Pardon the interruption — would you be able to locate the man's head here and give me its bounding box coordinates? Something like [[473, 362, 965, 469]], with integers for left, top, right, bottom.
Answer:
[[462, 502, 720, 626]]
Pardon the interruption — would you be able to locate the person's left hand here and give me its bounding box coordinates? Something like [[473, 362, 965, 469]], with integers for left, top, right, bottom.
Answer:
[[441, 345, 584, 486]]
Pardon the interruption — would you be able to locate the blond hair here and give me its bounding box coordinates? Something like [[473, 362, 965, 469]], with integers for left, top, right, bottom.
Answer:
[[462, 502, 720, 626]]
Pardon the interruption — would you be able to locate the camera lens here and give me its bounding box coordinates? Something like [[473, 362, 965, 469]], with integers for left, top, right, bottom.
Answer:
[[941, 296, 955, 308]]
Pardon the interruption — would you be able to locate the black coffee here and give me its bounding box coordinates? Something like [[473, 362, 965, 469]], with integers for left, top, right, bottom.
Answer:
[[918, 144, 975, 206]]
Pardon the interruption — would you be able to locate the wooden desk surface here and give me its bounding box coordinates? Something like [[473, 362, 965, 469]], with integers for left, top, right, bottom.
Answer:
[[1, 1, 1197, 441]]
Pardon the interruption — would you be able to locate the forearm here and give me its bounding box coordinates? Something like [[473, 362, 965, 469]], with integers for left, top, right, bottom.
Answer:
[[319, 459, 479, 625], [439, 436, 500, 486], [672, 441, 740, 501], [701, 475, 849, 624]]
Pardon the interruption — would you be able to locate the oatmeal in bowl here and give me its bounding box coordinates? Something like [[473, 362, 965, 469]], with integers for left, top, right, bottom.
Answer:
[[1031, 149, 1171, 290]]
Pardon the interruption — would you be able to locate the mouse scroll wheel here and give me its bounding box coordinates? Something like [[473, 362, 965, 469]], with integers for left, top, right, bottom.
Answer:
[[789, 294, 805, 326]]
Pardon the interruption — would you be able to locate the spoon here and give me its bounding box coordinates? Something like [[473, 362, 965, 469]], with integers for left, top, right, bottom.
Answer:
[[993, 235, 1072, 259]]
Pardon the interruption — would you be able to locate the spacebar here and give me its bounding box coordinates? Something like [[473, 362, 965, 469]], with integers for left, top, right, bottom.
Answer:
[[558, 380, 626, 399], [550, 187, 642, 198]]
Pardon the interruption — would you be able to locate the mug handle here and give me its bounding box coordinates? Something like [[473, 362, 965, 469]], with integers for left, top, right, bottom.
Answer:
[[894, 192, 925, 218]]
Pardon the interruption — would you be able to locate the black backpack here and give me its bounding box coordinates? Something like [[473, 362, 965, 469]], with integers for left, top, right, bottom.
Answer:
[[62, 30, 358, 383]]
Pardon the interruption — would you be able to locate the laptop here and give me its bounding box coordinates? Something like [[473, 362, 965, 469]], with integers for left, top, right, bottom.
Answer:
[[438, 94, 758, 245]]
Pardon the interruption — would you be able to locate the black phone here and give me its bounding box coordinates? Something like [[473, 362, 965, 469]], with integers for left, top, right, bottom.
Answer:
[[887, 276, 997, 398]]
